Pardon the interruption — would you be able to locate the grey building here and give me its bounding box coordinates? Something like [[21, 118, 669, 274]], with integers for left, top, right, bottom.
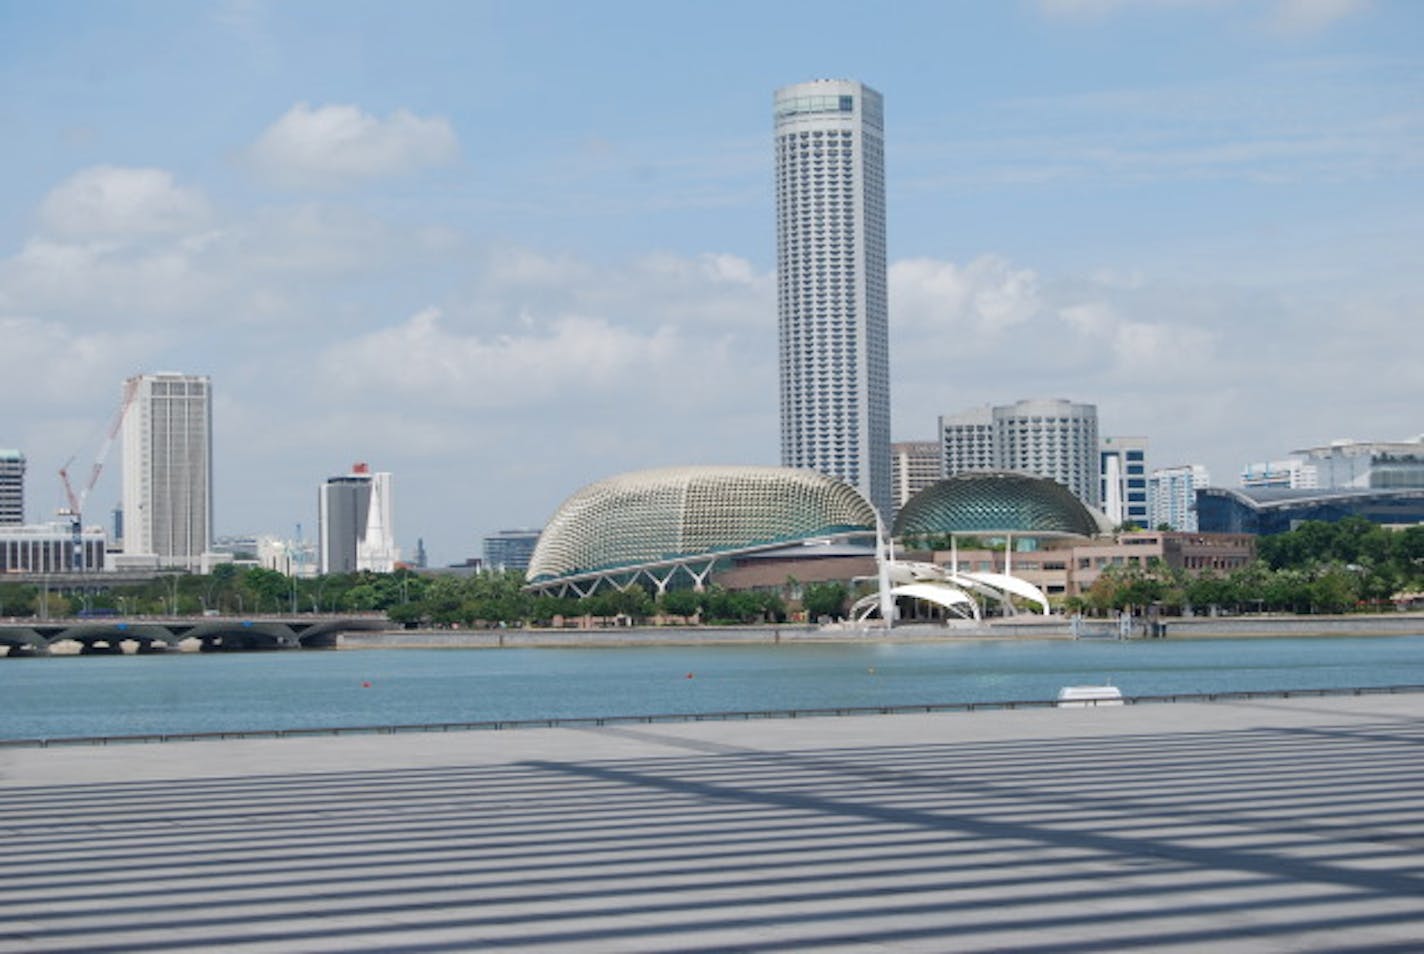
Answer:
[[0, 450, 24, 525], [318, 474, 372, 575], [940, 399, 1101, 508], [775, 79, 891, 519], [891, 441, 941, 514], [483, 529, 541, 573]]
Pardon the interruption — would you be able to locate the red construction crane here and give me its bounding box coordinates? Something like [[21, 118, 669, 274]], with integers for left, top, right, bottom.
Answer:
[[58, 378, 139, 571]]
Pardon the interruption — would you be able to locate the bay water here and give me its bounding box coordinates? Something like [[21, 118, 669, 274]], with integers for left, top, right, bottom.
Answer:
[[3, 633, 1423, 741]]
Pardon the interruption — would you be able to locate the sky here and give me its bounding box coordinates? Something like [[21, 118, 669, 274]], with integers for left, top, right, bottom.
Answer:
[[1, 0, 1420, 565]]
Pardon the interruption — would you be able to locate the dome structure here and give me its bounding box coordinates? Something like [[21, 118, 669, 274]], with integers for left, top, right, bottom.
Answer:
[[893, 471, 1111, 540], [526, 466, 877, 595]]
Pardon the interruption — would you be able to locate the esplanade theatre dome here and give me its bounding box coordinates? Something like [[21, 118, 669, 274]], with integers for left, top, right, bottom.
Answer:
[[526, 466, 877, 590], [893, 471, 1112, 539]]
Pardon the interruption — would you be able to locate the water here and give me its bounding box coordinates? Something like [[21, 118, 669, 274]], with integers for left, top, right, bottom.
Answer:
[[3, 634, 1423, 740]]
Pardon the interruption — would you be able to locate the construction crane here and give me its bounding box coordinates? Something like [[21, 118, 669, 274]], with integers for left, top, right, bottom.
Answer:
[[58, 378, 139, 572]]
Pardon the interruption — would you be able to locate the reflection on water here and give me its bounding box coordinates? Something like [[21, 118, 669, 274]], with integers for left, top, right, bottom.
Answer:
[[2, 633, 1422, 739]]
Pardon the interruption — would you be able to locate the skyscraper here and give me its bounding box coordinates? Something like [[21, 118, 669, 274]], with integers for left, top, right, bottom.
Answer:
[[775, 79, 891, 518], [318, 463, 400, 574], [121, 373, 212, 570], [0, 450, 24, 525]]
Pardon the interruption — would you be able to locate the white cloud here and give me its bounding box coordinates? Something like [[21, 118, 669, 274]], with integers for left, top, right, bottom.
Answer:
[[890, 256, 1041, 340], [38, 166, 210, 239], [0, 316, 157, 405], [316, 307, 685, 409], [1270, 0, 1370, 34], [247, 103, 458, 188], [1058, 300, 1217, 371]]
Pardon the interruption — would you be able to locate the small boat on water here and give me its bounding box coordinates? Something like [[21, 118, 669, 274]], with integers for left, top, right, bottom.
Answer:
[[1057, 685, 1124, 707]]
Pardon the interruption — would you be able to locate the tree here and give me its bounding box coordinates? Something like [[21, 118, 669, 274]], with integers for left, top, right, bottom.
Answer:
[[802, 582, 848, 621], [659, 589, 703, 620]]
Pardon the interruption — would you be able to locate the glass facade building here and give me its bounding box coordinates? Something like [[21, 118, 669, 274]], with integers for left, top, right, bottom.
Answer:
[[893, 471, 1112, 540], [775, 79, 891, 519], [1197, 486, 1424, 535]]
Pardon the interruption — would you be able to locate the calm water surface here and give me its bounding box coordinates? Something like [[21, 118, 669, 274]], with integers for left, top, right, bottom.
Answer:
[[3, 633, 1423, 740]]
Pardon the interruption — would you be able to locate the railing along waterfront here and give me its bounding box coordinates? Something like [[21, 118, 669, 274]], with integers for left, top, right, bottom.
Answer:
[[5, 683, 1423, 749]]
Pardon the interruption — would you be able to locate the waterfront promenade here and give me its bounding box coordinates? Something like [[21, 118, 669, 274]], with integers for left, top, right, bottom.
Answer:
[[4, 694, 1423, 951]]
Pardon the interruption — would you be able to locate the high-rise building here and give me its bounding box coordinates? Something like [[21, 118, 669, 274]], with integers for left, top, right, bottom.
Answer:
[[1100, 436, 1149, 528], [0, 450, 24, 525], [483, 529, 542, 573], [775, 79, 891, 519], [1149, 464, 1210, 531], [891, 441, 940, 513], [940, 399, 1100, 507], [938, 407, 996, 476], [318, 463, 400, 574], [120, 373, 212, 570]]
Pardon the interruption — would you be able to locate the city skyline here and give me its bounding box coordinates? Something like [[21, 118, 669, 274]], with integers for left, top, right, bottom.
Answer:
[[1, 1, 1419, 564]]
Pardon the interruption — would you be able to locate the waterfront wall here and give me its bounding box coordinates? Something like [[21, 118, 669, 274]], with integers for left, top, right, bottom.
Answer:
[[341, 612, 1424, 648]]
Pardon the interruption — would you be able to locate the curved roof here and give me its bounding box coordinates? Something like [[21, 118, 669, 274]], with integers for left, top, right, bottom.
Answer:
[[526, 466, 877, 584], [893, 471, 1111, 539]]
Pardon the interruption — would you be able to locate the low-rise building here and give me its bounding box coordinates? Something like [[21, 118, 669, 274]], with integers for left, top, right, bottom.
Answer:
[[0, 522, 106, 573]]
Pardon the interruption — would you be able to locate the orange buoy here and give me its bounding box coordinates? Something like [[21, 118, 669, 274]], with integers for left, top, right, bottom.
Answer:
[[361, 681, 372, 688]]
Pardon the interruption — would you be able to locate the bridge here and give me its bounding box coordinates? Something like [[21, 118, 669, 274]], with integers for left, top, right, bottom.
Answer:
[[0, 616, 389, 656]]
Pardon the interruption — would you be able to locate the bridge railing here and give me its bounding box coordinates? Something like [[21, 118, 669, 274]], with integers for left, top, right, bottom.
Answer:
[[3, 683, 1422, 749]]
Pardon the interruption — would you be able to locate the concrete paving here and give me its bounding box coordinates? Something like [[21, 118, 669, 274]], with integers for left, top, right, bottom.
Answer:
[[3, 695, 1423, 952]]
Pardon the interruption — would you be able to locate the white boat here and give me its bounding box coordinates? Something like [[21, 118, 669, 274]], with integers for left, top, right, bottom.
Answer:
[[1057, 685, 1124, 707]]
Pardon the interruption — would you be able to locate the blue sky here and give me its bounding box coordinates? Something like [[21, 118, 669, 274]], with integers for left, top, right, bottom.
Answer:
[[1, 0, 1420, 563]]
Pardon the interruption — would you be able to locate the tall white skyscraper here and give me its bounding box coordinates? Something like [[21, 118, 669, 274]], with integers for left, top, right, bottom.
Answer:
[[775, 79, 891, 518], [121, 372, 212, 570]]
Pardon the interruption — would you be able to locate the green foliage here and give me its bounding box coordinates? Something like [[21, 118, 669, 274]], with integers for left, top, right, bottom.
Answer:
[[802, 581, 849, 621]]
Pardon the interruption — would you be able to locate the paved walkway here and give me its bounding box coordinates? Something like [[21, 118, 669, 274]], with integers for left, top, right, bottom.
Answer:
[[3, 695, 1423, 952]]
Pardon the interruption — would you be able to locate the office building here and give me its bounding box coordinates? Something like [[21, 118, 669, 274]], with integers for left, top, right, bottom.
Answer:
[[1293, 438, 1424, 489], [775, 78, 891, 518], [891, 441, 941, 513], [483, 529, 542, 573], [1100, 436, 1149, 528], [0, 522, 106, 573], [0, 450, 24, 525], [1149, 464, 1210, 531], [940, 399, 1101, 507], [1241, 459, 1318, 490], [318, 463, 400, 574], [120, 373, 212, 571]]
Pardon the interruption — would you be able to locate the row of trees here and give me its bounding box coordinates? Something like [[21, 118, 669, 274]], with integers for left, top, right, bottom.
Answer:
[[0, 566, 811, 627], [1070, 518, 1424, 617], [6, 518, 1418, 625]]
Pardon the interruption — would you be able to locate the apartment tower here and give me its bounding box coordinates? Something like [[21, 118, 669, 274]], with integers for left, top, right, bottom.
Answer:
[[775, 79, 891, 518]]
